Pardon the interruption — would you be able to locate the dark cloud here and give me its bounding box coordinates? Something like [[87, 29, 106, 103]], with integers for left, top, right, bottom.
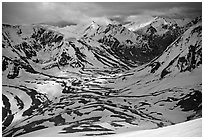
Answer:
[[2, 2, 94, 24], [94, 2, 202, 18], [2, 2, 202, 25]]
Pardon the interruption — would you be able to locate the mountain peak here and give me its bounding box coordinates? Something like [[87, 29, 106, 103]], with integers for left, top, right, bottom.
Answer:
[[90, 21, 99, 29], [123, 15, 156, 31]]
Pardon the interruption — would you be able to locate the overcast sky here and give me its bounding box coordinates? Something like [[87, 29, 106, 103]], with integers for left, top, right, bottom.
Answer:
[[2, 2, 202, 25]]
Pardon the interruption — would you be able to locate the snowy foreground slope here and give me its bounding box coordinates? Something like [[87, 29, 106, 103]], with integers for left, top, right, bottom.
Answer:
[[112, 118, 202, 137], [20, 118, 202, 137], [2, 17, 202, 137]]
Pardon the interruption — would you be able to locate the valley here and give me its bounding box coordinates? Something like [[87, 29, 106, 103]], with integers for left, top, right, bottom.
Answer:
[[2, 16, 202, 136]]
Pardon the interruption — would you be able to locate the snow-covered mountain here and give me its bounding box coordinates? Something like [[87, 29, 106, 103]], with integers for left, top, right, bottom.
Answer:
[[127, 16, 198, 63], [123, 15, 156, 31], [124, 15, 191, 32], [39, 20, 77, 27], [2, 16, 202, 137]]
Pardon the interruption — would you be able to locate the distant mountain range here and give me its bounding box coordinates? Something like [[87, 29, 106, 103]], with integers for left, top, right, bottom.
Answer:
[[39, 20, 77, 27]]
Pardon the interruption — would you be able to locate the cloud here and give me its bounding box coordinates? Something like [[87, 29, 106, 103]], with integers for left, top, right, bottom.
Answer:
[[2, 2, 202, 25], [140, 6, 202, 19], [2, 2, 99, 24]]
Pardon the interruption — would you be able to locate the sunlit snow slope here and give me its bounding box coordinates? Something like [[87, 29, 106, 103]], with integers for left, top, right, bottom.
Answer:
[[19, 117, 201, 137]]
